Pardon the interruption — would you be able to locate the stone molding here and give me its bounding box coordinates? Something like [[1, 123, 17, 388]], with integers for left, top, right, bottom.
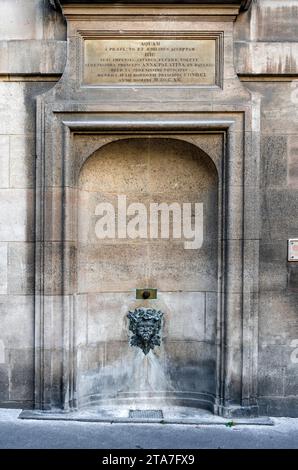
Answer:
[[52, 0, 252, 6], [50, 1, 252, 15]]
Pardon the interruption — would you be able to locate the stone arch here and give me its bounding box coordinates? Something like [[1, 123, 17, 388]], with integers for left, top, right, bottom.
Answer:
[[76, 137, 219, 410]]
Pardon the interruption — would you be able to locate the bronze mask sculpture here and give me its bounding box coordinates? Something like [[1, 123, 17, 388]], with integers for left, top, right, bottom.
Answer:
[[127, 308, 164, 355]]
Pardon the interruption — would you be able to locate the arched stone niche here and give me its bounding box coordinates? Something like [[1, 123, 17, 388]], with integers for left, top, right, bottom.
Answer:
[[76, 137, 218, 409], [34, 113, 259, 418]]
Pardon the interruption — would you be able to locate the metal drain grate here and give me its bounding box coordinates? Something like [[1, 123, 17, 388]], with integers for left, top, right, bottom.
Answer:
[[129, 409, 163, 420]]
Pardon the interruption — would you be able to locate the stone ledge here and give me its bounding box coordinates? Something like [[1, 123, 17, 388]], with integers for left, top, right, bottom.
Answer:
[[235, 41, 298, 76], [51, 0, 252, 7], [0, 40, 66, 75], [0, 74, 61, 82], [19, 406, 273, 425]]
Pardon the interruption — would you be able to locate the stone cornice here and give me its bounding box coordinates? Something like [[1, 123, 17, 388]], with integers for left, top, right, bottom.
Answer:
[[50, 1, 252, 12]]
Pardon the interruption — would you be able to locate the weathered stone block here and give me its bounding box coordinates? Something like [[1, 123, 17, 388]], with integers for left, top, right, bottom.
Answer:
[[3, 40, 66, 75], [258, 368, 284, 397], [0, 295, 34, 348], [0, 189, 34, 242], [0, 41, 8, 73], [260, 83, 298, 135], [255, 1, 298, 42], [8, 40, 41, 74], [0, 0, 43, 41], [284, 364, 298, 397], [44, 187, 78, 242], [0, 243, 7, 294], [8, 242, 34, 294], [78, 243, 148, 293], [205, 292, 217, 342], [149, 241, 218, 292], [0, 364, 9, 402], [0, 135, 9, 188], [261, 135, 288, 188], [9, 135, 35, 189], [8, 348, 34, 402], [159, 292, 206, 341], [258, 397, 298, 418], [87, 293, 131, 344], [287, 135, 298, 189], [259, 241, 288, 292], [75, 294, 88, 346], [0, 83, 53, 135], [259, 292, 298, 344], [43, 1, 66, 41], [235, 42, 298, 76], [261, 188, 298, 240], [43, 242, 76, 295], [287, 264, 298, 292], [165, 341, 216, 394]]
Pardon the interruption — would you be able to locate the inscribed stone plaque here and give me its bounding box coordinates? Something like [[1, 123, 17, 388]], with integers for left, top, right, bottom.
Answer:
[[83, 38, 216, 86]]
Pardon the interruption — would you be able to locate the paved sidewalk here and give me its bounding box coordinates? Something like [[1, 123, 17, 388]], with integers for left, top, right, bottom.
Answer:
[[0, 409, 297, 449]]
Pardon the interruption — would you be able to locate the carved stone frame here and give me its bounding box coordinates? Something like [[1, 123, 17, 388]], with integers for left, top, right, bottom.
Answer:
[[35, 108, 260, 417]]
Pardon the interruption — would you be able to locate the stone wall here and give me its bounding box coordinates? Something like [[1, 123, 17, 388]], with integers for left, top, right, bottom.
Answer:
[[0, 0, 297, 415], [234, 0, 298, 417], [0, 0, 66, 408]]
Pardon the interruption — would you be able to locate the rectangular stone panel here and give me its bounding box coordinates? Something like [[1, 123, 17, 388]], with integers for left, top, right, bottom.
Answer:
[[83, 37, 217, 87]]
